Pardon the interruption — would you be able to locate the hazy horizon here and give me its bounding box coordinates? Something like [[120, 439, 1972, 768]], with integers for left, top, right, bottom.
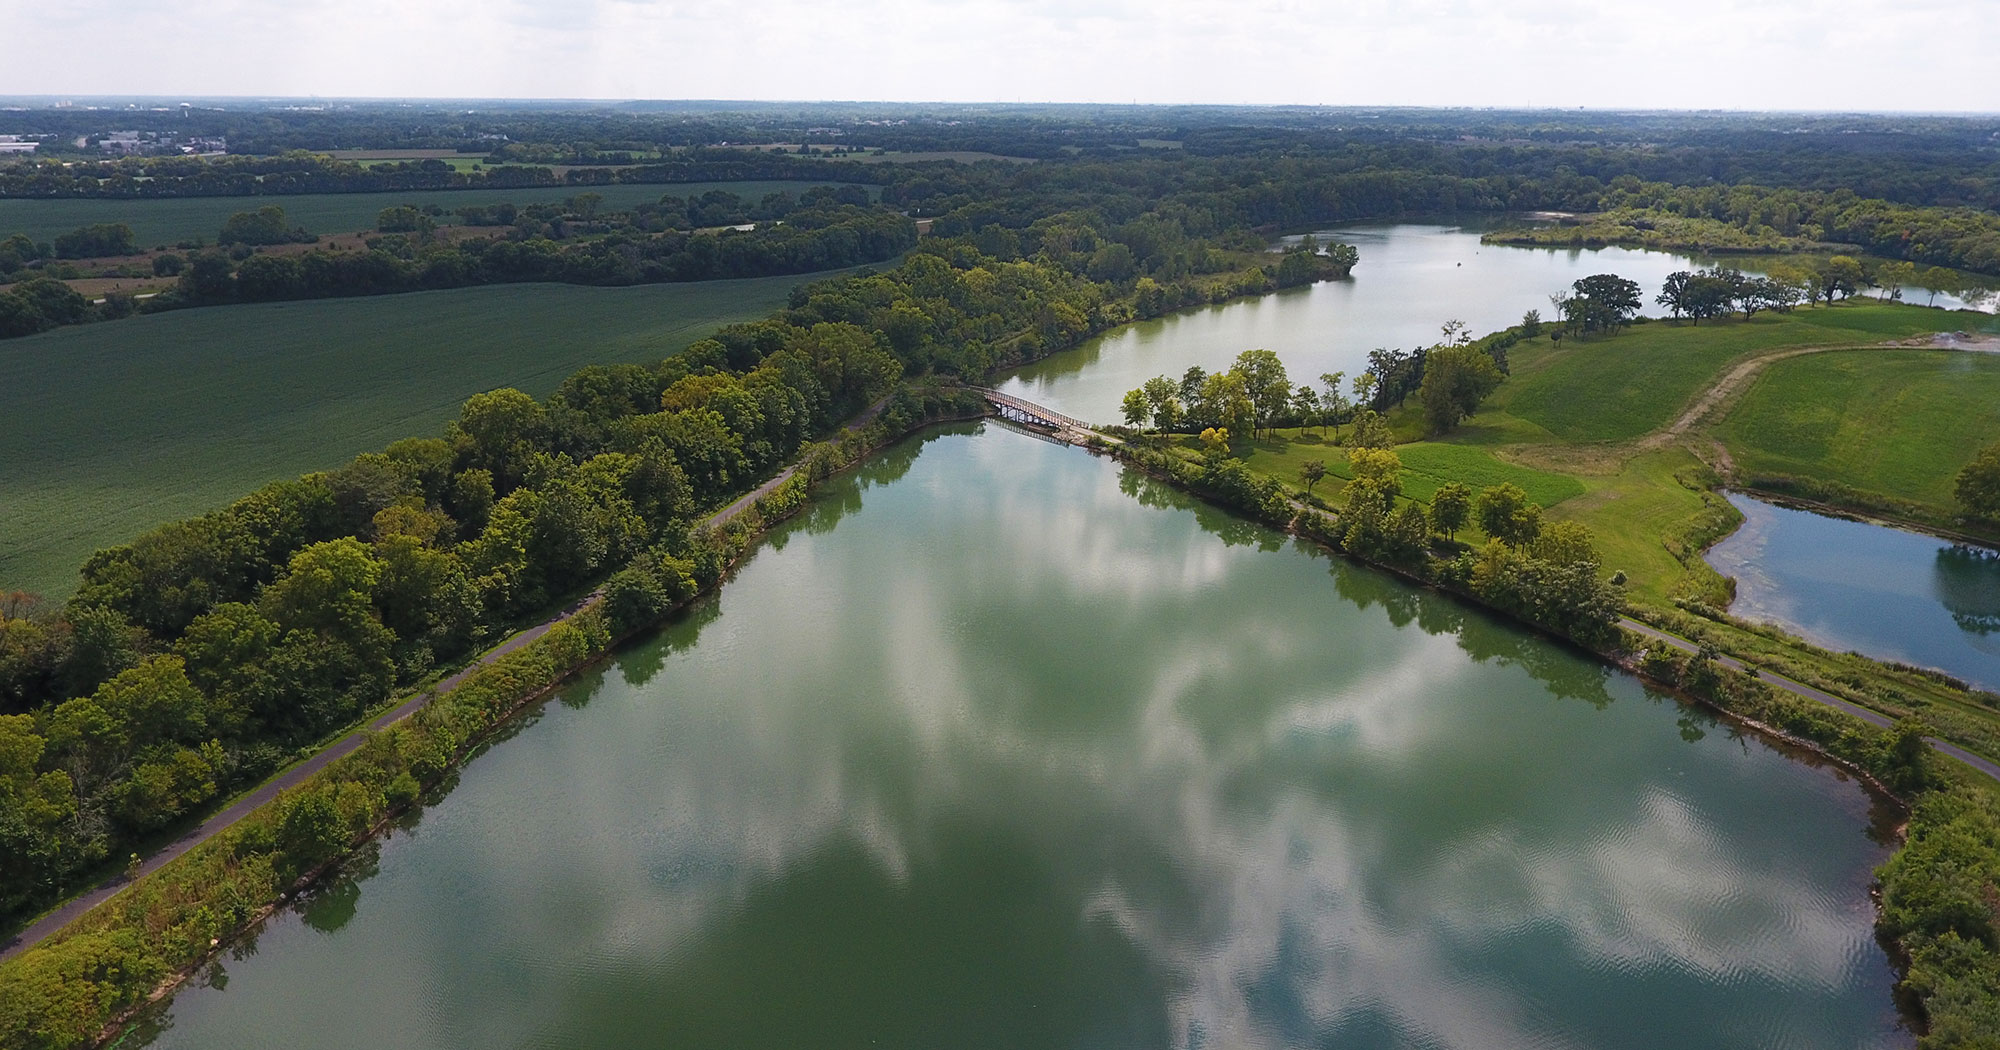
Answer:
[[7, 0, 1997, 113]]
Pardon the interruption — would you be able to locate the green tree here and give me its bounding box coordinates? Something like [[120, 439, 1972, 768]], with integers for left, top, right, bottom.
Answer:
[[1919, 266, 1961, 307], [1568, 274, 1643, 335], [1417, 343, 1503, 436], [1229, 349, 1291, 437], [1346, 408, 1393, 449], [376, 206, 433, 234], [1431, 482, 1472, 538], [52, 223, 136, 259], [1876, 260, 1917, 301], [1530, 520, 1599, 567], [218, 205, 306, 246], [1956, 442, 2000, 520], [1657, 271, 1692, 320], [1476, 483, 1544, 546], [1121, 388, 1150, 429], [1318, 371, 1347, 437], [1197, 372, 1254, 440], [1299, 459, 1327, 495], [1140, 375, 1181, 432], [1813, 255, 1865, 304]]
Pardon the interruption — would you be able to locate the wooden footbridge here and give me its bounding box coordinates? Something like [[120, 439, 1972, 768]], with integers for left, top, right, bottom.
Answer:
[[971, 387, 1095, 434]]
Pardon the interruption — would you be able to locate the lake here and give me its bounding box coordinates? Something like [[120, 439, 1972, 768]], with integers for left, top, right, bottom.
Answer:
[[136, 425, 1907, 1050], [996, 220, 1982, 425], [1707, 492, 2000, 692]]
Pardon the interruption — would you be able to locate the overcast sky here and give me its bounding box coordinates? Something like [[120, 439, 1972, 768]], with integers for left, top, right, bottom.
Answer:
[[4, 0, 1996, 112]]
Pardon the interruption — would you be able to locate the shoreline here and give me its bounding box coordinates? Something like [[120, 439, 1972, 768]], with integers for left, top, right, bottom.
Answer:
[[67, 408, 1936, 1048], [39, 401, 986, 1050]]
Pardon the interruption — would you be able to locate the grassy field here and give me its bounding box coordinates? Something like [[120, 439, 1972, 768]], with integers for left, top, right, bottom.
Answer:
[[1208, 303, 1984, 606], [1497, 303, 1989, 443], [1717, 348, 2000, 512], [1215, 429, 1584, 508], [0, 180, 871, 246], [0, 275, 822, 598]]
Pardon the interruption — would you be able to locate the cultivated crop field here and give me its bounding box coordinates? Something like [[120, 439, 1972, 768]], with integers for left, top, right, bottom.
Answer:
[[0, 275, 816, 598], [0, 180, 872, 246], [1719, 348, 2000, 511]]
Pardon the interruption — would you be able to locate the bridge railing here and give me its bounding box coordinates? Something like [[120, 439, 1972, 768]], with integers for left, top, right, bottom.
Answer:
[[970, 387, 1094, 431]]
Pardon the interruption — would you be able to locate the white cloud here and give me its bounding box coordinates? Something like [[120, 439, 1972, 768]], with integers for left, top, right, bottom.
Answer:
[[2, 0, 1995, 109]]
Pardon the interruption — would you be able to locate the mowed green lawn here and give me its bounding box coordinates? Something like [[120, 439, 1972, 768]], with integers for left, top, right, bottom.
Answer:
[[0, 276, 812, 597], [1497, 302, 1986, 443], [1719, 348, 2000, 509], [0, 180, 871, 246]]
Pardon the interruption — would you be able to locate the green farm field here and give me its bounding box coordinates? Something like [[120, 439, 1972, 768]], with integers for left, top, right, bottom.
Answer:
[[0, 275, 818, 598], [0, 179, 871, 246], [1718, 348, 2000, 511]]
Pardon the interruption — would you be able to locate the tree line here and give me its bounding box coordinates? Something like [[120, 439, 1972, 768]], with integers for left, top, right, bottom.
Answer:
[[0, 202, 917, 339], [0, 212, 1297, 921], [1120, 326, 1506, 444], [0, 149, 862, 200]]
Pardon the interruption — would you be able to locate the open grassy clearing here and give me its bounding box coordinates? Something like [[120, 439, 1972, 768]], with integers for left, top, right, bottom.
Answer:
[[1717, 348, 2000, 512], [1496, 302, 1989, 443], [1211, 428, 1585, 508], [0, 179, 872, 246], [0, 274, 822, 598]]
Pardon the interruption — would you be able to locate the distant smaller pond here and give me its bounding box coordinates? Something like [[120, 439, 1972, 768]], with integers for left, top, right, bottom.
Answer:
[[1706, 493, 2000, 691]]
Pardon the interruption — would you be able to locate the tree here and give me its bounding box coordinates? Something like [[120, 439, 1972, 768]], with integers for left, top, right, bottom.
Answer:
[[1299, 459, 1327, 495], [1121, 388, 1150, 429], [219, 206, 307, 246], [1530, 520, 1600, 567], [1351, 372, 1376, 414], [1141, 375, 1182, 432], [1179, 366, 1208, 408], [1957, 442, 2000, 521], [1346, 408, 1393, 449], [1919, 266, 1960, 307], [1876, 260, 1916, 301], [1683, 271, 1738, 324], [1229, 349, 1291, 437], [1417, 343, 1503, 436], [376, 206, 433, 234], [1520, 309, 1542, 338], [1657, 270, 1692, 320], [1318, 371, 1347, 436], [1568, 274, 1643, 335], [1812, 256, 1864, 304], [1431, 482, 1472, 538], [1196, 371, 1254, 441], [52, 223, 136, 259], [1476, 483, 1543, 546]]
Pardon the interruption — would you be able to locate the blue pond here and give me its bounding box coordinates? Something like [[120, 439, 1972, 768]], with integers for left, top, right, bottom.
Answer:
[[1706, 493, 2000, 692]]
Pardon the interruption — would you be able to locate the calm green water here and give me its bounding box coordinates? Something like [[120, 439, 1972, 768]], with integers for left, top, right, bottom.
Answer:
[[1707, 492, 2000, 692], [140, 425, 1905, 1050], [995, 222, 1979, 424]]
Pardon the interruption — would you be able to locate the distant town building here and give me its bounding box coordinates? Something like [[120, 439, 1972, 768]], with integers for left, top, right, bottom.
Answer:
[[0, 134, 37, 154]]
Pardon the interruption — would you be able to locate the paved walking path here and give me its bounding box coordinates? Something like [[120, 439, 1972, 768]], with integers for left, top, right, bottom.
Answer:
[[0, 591, 599, 962], [1620, 617, 2000, 783]]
